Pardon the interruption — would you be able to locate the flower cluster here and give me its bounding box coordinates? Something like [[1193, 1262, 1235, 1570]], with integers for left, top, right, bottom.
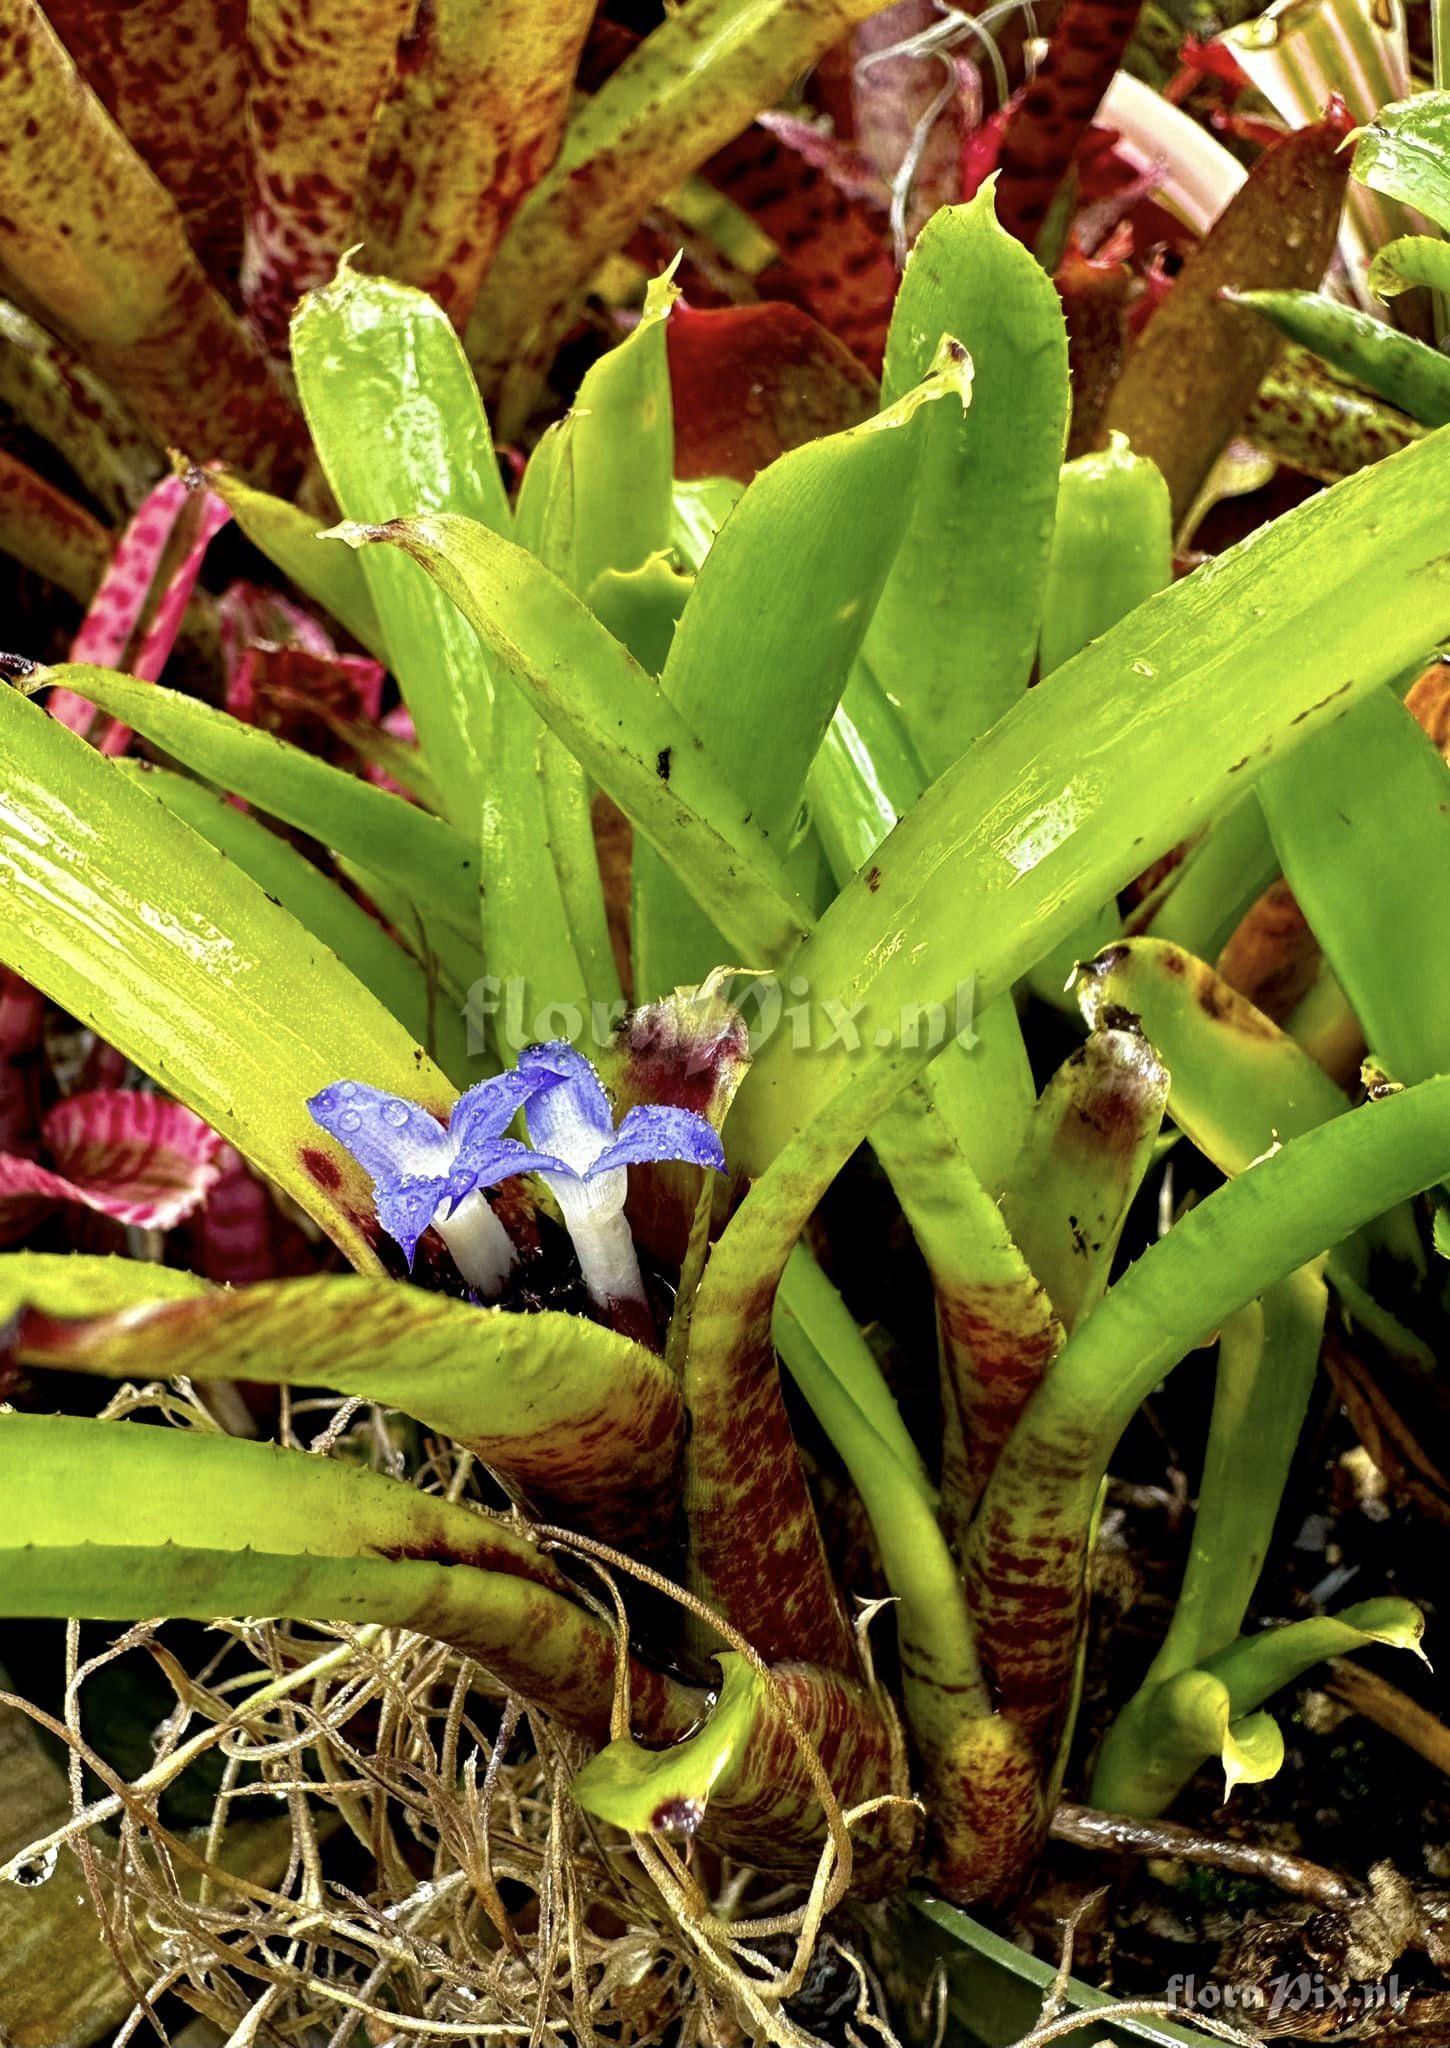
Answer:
[[308, 1042, 725, 1308]]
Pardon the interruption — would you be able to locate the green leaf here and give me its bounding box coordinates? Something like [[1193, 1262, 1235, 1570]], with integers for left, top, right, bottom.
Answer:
[[0, 1252, 209, 1323], [292, 263, 510, 833], [536, 267, 680, 601], [0, 1412, 696, 1745], [909, 1896, 1208, 2048], [119, 761, 479, 1083], [1093, 1594, 1422, 1817], [38, 664, 483, 946], [206, 465, 388, 659], [1077, 937, 1352, 1175], [1092, 1268, 1329, 1814], [858, 185, 1069, 769], [1352, 92, 1450, 232], [1233, 288, 1450, 430], [633, 337, 975, 996], [572, 1651, 765, 1831], [1369, 233, 1450, 299], [1258, 685, 1450, 1086], [465, 0, 911, 426], [0, 687, 452, 1267], [336, 513, 813, 967], [8, 1265, 684, 1550], [1039, 434, 1172, 677], [1001, 1023, 1169, 1336], [968, 1078, 1450, 1744], [730, 422, 1450, 1186]]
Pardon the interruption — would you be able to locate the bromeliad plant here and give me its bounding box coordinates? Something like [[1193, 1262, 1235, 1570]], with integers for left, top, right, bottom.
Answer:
[[3, 183, 1450, 1991]]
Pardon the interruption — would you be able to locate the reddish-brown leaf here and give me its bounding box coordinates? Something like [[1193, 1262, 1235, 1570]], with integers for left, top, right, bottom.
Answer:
[[667, 300, 878, 483], [356, 0, 596, 331]]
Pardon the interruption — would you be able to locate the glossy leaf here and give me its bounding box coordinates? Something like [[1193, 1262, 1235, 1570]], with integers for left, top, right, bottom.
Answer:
[[38, 664, 483, 944], [1106, 109, 1354, 526], [1038, 435, 1172, 676], [0, 685, 453, 1266], [858, 185, 1069, 769], [1351, 90, 1450, 232], [0, 1, 302, 484], [336, 513, 813, 968], [730, 420, 1450, 1193], [1002, 1024, 1169, 1336], [968, 1078, 1450, 1751], [356, 0, 596, 330], [0, 1412, 696, 1745], [119, 761, 475, 1079], [1259, 685, 1450, 1084], [1369, 232, 1450, 299], [292, 263, 510, 834], [1233, 287, 1450, 429], [206, 466, 389, 660], [9, 1266, 683, 1547], [633, 338, 974, 996]]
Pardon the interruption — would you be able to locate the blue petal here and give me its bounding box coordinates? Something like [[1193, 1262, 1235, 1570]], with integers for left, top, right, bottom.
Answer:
[[443, 1134, 572, 1206], [448, 1067, 544, 1155], [373, 1174, 451, 1266], [308, 1082, 454, 1186], [589, 1103, 727, 1177], [518, 1041, 614, 1164]]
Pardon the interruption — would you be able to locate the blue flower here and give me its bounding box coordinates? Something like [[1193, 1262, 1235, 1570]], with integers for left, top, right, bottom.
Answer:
[[308, 1043, 727, 1311], [307, 1070, 539, 1294], [515, 1041, 725, 1308]]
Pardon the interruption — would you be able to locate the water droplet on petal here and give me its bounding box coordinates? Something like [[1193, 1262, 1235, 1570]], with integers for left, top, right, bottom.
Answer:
[[381, 1102, 409, 1128], [338, 1109, 361, 1133], [336, 1081, 357, 1099]]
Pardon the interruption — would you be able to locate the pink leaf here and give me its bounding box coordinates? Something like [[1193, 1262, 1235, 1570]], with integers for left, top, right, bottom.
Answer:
[[49, 475, 232, 753], [180, 1143, 320, 1284], [0, 1089, 226, 1234]]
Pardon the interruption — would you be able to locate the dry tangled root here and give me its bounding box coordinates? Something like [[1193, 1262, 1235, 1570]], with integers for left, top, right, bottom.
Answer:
[[0, 1380, 909, 2048]]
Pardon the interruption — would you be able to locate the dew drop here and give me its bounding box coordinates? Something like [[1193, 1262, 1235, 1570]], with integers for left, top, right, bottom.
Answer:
[[336, 1081, 358, 1099], [381, 1102, 409, 1128], [338, 1109, 362, 1134], [1130, 659, 1157, 677]]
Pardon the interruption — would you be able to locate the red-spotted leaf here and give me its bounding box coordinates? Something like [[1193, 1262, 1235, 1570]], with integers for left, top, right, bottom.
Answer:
[[0, 3, 304, 484], [0, 447, 112, 604], [705, 119, 898, 373], [49, 476, 232, 752], [604, 983, 752, 1268], [667, 300, 878, 482], [0, 1089, 225, 1240], [241, 0, 416, 354], [14, 1272, 685, 1548], [356, 0, 597, 330], [993, 0, 1148, 254], [40, 0, 247, 282]]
